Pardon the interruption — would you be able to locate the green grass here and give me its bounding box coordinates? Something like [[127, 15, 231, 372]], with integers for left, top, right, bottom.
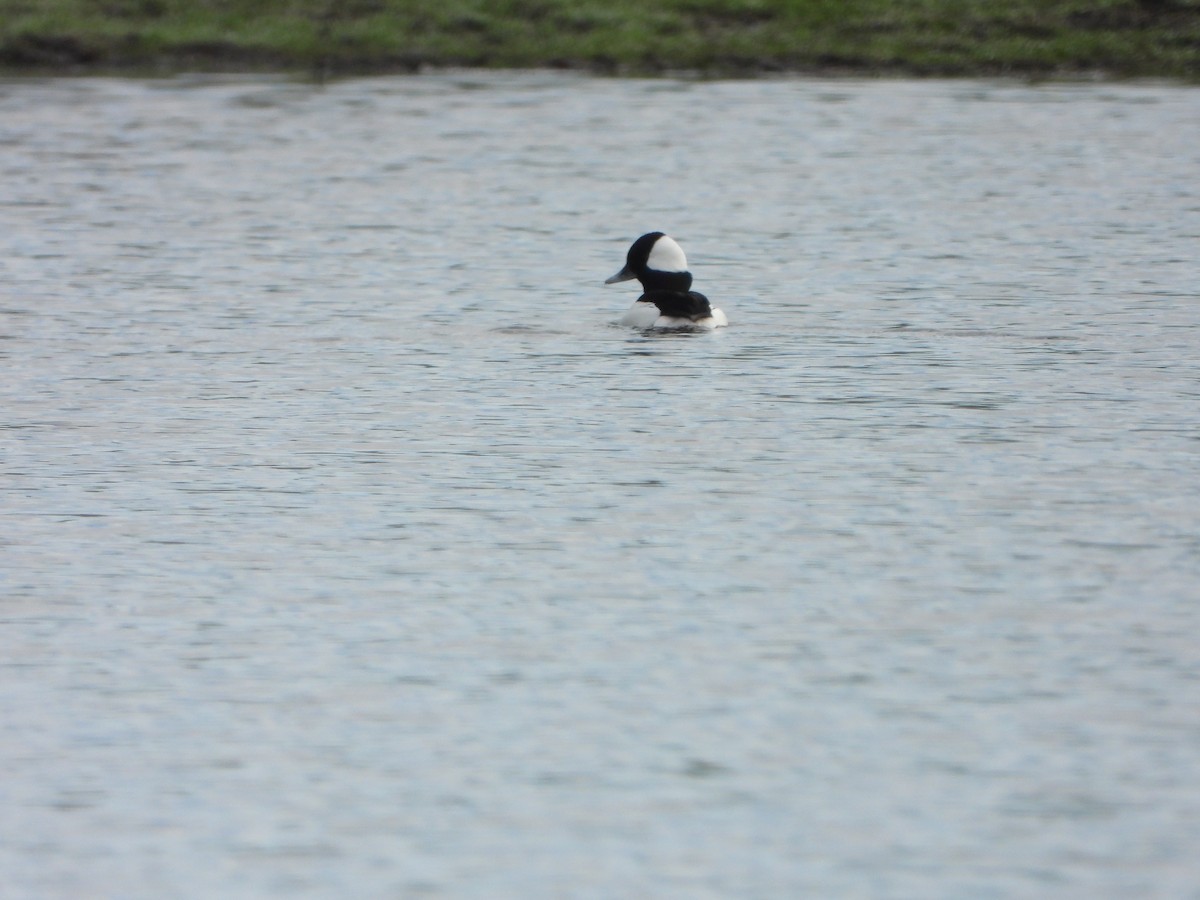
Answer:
[[1, 0, 1198, 78]]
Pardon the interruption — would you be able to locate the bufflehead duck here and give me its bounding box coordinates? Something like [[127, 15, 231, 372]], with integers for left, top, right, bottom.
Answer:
[[605, 232, 728, 329]]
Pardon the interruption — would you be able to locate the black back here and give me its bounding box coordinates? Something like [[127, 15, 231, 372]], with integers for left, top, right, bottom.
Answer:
[[642, 290, 713, 321]]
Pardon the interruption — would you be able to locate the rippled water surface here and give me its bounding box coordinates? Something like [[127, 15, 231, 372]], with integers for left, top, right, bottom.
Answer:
[[2, 72, 1199, 898]]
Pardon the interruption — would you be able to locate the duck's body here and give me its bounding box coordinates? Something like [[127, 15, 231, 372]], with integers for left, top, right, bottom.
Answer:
[[605, 232, 727, 329]]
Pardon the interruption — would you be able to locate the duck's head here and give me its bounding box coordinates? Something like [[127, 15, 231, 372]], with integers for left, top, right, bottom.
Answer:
[[605, 232, 693, 293]]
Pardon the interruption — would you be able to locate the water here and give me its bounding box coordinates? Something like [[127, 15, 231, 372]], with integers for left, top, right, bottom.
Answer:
[[1, 72, 1198, 898]]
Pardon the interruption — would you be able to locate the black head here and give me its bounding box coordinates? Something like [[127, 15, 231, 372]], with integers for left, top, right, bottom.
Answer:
[[605, 232, 693, 293]]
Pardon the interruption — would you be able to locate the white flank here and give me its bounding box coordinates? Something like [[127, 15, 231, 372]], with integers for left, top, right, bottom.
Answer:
[[651, 308, 728, 329], [620, 301, 661, 327]]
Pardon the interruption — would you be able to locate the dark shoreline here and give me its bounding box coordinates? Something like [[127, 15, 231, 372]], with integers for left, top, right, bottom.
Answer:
[[2, 1, 1198, 82]]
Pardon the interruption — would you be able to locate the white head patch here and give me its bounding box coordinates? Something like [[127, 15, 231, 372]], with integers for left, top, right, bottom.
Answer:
[[646, 235, 688, 273]]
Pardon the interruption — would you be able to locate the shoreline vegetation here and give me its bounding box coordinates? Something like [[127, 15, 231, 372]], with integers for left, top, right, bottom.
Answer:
[[1, 0, 1198, 80]]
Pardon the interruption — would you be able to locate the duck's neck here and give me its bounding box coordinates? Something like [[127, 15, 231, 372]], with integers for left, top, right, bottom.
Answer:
[[639, 270, 692, 293]]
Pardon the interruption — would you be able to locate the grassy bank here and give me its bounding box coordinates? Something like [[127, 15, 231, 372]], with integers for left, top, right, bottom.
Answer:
[[1, 0, 1198, 79]]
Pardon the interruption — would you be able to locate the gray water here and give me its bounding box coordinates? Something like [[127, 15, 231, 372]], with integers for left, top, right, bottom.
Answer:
[[2, 72, 1199, 898]]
